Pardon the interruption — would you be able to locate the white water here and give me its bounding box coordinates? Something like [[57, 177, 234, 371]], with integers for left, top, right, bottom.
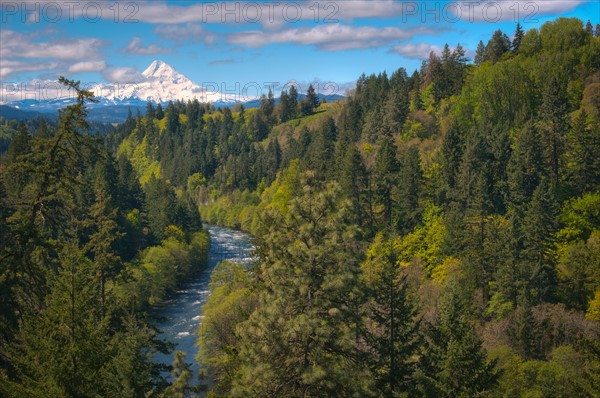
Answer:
[[152, 225, 255, 383]]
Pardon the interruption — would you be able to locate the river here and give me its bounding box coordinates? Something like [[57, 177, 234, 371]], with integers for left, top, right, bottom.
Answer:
[[152, 225, 255, 384]]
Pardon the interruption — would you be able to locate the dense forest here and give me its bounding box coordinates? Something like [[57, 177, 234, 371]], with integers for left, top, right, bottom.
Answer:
[[1, 17, 600, 397]]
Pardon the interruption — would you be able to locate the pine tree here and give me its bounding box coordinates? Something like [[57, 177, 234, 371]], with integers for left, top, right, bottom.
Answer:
[[156, 102, 165, 120], [6, 121, 30, 162], [163, 351, 193, 398], [279, 90, 291, 123], [146, 101, 156, 120], [85, 176, 123, 315], [441, 124, 463, 195], [233, 176, 369, 397], [5, 242, 111, 397]]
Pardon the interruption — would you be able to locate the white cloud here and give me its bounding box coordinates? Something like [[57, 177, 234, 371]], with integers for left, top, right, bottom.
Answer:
[[391, 43, 443, 59], [229, 24, 435, 51], [125, 37, 172, 55], [0, 30, 106, 61], [447, 0, 584, 22], [102, 67, 143, 83], [67, 61, 107, 73], [155, 24, 216, 44], [0, 60, 60, 79]]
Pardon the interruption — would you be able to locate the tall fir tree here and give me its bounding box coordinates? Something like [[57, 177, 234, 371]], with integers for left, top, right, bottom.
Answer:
[[416, 282, 499, 397]]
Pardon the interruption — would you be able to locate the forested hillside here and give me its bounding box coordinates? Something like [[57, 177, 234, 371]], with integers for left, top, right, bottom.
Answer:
[[95, 17, 600, 397], [1, 17, 599, 397], [0, 79, 210, 396]]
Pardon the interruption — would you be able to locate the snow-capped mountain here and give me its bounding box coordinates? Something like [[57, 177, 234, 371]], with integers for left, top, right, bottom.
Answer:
[[91, 60, 240, 105], [2, 61, 243, 115]]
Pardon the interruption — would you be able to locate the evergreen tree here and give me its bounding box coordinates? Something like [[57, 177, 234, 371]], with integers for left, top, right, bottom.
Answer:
[[564, 110, 600, 194], [339, 145, 369, 231], [539, 76, 568, 185], [395, 146, 422, 232], [416, 283, 499, 397], [485, 29, 511, 63], [156, 103, 165, 120], [307, 84, 320, 110], [363, 237, 421, 397], [585, 20, 594, 35], [512, 22, 524, 53], [289, 85, 299, 118], [521, 179, 558, 303], [507, 123, 545, 208], [4, 242, 111, 397], [6, 122, 30, 162], [162, 351, 192, 398], [474, 40, 485, 66], [233, 176, 370, 397], [374, 137, 399, 228], [146, 101, 156, 120], [279, 90, 292, 123]]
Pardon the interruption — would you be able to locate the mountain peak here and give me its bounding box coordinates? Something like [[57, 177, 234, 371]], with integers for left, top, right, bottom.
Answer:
[[142, 60, 177, 79]]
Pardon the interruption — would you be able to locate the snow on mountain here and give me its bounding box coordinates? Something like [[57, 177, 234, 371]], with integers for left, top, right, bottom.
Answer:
[[90, 60, 241, 105], [2, 61, 244, 112]]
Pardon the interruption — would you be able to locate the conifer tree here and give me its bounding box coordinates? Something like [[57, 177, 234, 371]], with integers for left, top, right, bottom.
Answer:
[[395, 146, 422, 232], [539, 76, 568, 185], [416, 283, 499, 397], [363, 236, 421, 397], [474, 40, 486, 66], [374, 137, 399, 228], [565, 110, 600, 194], [585, 20, 594, 35], [233, 176, 370, 397], [512, 23, 524, 53]]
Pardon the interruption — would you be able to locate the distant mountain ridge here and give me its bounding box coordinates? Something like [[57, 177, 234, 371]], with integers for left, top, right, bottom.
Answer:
[[2, 60, 347, 122]]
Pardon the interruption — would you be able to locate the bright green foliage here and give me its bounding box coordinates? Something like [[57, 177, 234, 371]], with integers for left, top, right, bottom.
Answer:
[[162, 351, 193, 398], [198, 261, 257, 395]]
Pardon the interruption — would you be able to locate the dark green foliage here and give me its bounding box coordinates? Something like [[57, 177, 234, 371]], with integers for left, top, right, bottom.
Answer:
[[485, 29, 511, 64], [512, 23, 524, 53], [374, 137, 399, 228], [364, 238, 421, 397], [416, 283, 500, 397], [474, 40, 485, 66], [0, 78, 209, 396]]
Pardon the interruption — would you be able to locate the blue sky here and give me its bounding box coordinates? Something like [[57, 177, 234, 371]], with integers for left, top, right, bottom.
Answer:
[[1, 0, 598, 97]]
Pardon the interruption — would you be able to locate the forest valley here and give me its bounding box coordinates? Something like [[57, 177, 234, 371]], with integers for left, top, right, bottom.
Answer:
[[1, 17, 600, 398]]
